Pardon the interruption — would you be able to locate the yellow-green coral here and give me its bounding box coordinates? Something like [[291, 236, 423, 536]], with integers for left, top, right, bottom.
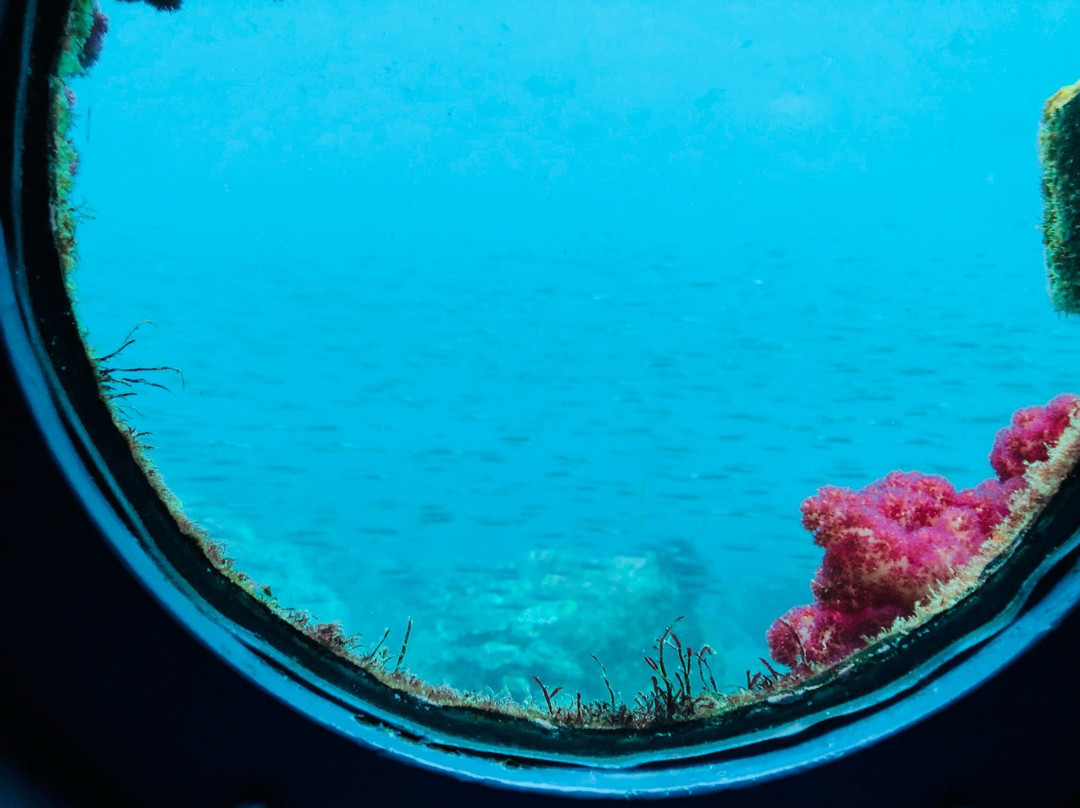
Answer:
[[49, 0, 99, 278], [1040, 79, 1080, 314]]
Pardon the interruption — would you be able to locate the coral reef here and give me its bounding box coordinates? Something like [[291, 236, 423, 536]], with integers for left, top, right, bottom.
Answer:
[[768, 394, 1080, 670], [50, 0, 111, 277]]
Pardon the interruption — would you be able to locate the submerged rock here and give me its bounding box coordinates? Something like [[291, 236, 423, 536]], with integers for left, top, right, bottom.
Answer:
[[416, 547, 720, 705]]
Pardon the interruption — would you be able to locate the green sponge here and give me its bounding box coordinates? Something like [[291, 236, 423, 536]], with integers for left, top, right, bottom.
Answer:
[[1040, 80, 1080, 314]]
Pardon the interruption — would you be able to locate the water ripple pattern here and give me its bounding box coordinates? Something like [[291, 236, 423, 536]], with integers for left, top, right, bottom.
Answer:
[[67, 0, 1080, 700]]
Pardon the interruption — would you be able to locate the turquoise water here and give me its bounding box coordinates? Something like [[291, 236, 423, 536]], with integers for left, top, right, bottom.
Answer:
[[69, 1, 1079, 702]]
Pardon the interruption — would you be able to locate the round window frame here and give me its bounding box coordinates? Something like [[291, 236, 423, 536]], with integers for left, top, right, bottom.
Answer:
[[4, 0, 1080, 798]]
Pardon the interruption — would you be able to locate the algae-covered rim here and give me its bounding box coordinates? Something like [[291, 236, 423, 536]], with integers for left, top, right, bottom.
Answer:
[[4, 0, 1080, 795]]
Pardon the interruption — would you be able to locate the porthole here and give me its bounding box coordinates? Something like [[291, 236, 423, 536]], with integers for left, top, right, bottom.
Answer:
[[6, 0, 1080, 798]]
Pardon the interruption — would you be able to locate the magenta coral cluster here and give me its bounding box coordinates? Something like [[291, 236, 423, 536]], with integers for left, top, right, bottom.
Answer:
[[989, 394, 1080, 481], [79, 4, 109, 70], [116, 0, 183, 10], [767, 393, 1080, 670]]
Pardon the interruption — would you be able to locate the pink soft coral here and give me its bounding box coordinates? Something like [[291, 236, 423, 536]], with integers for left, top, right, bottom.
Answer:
[[990, 393, 1080, 482], [767, 394, 1079, 671]]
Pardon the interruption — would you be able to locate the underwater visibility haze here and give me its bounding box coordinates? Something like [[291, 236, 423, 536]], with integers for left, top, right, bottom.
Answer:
[[58, 0, 1080, 708]]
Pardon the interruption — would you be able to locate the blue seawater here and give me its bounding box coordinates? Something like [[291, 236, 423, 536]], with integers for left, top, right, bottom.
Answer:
[[69, 0, 1080, 702]]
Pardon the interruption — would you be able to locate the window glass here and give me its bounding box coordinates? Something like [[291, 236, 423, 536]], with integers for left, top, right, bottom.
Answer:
[[60, 0, 1080, 716]]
